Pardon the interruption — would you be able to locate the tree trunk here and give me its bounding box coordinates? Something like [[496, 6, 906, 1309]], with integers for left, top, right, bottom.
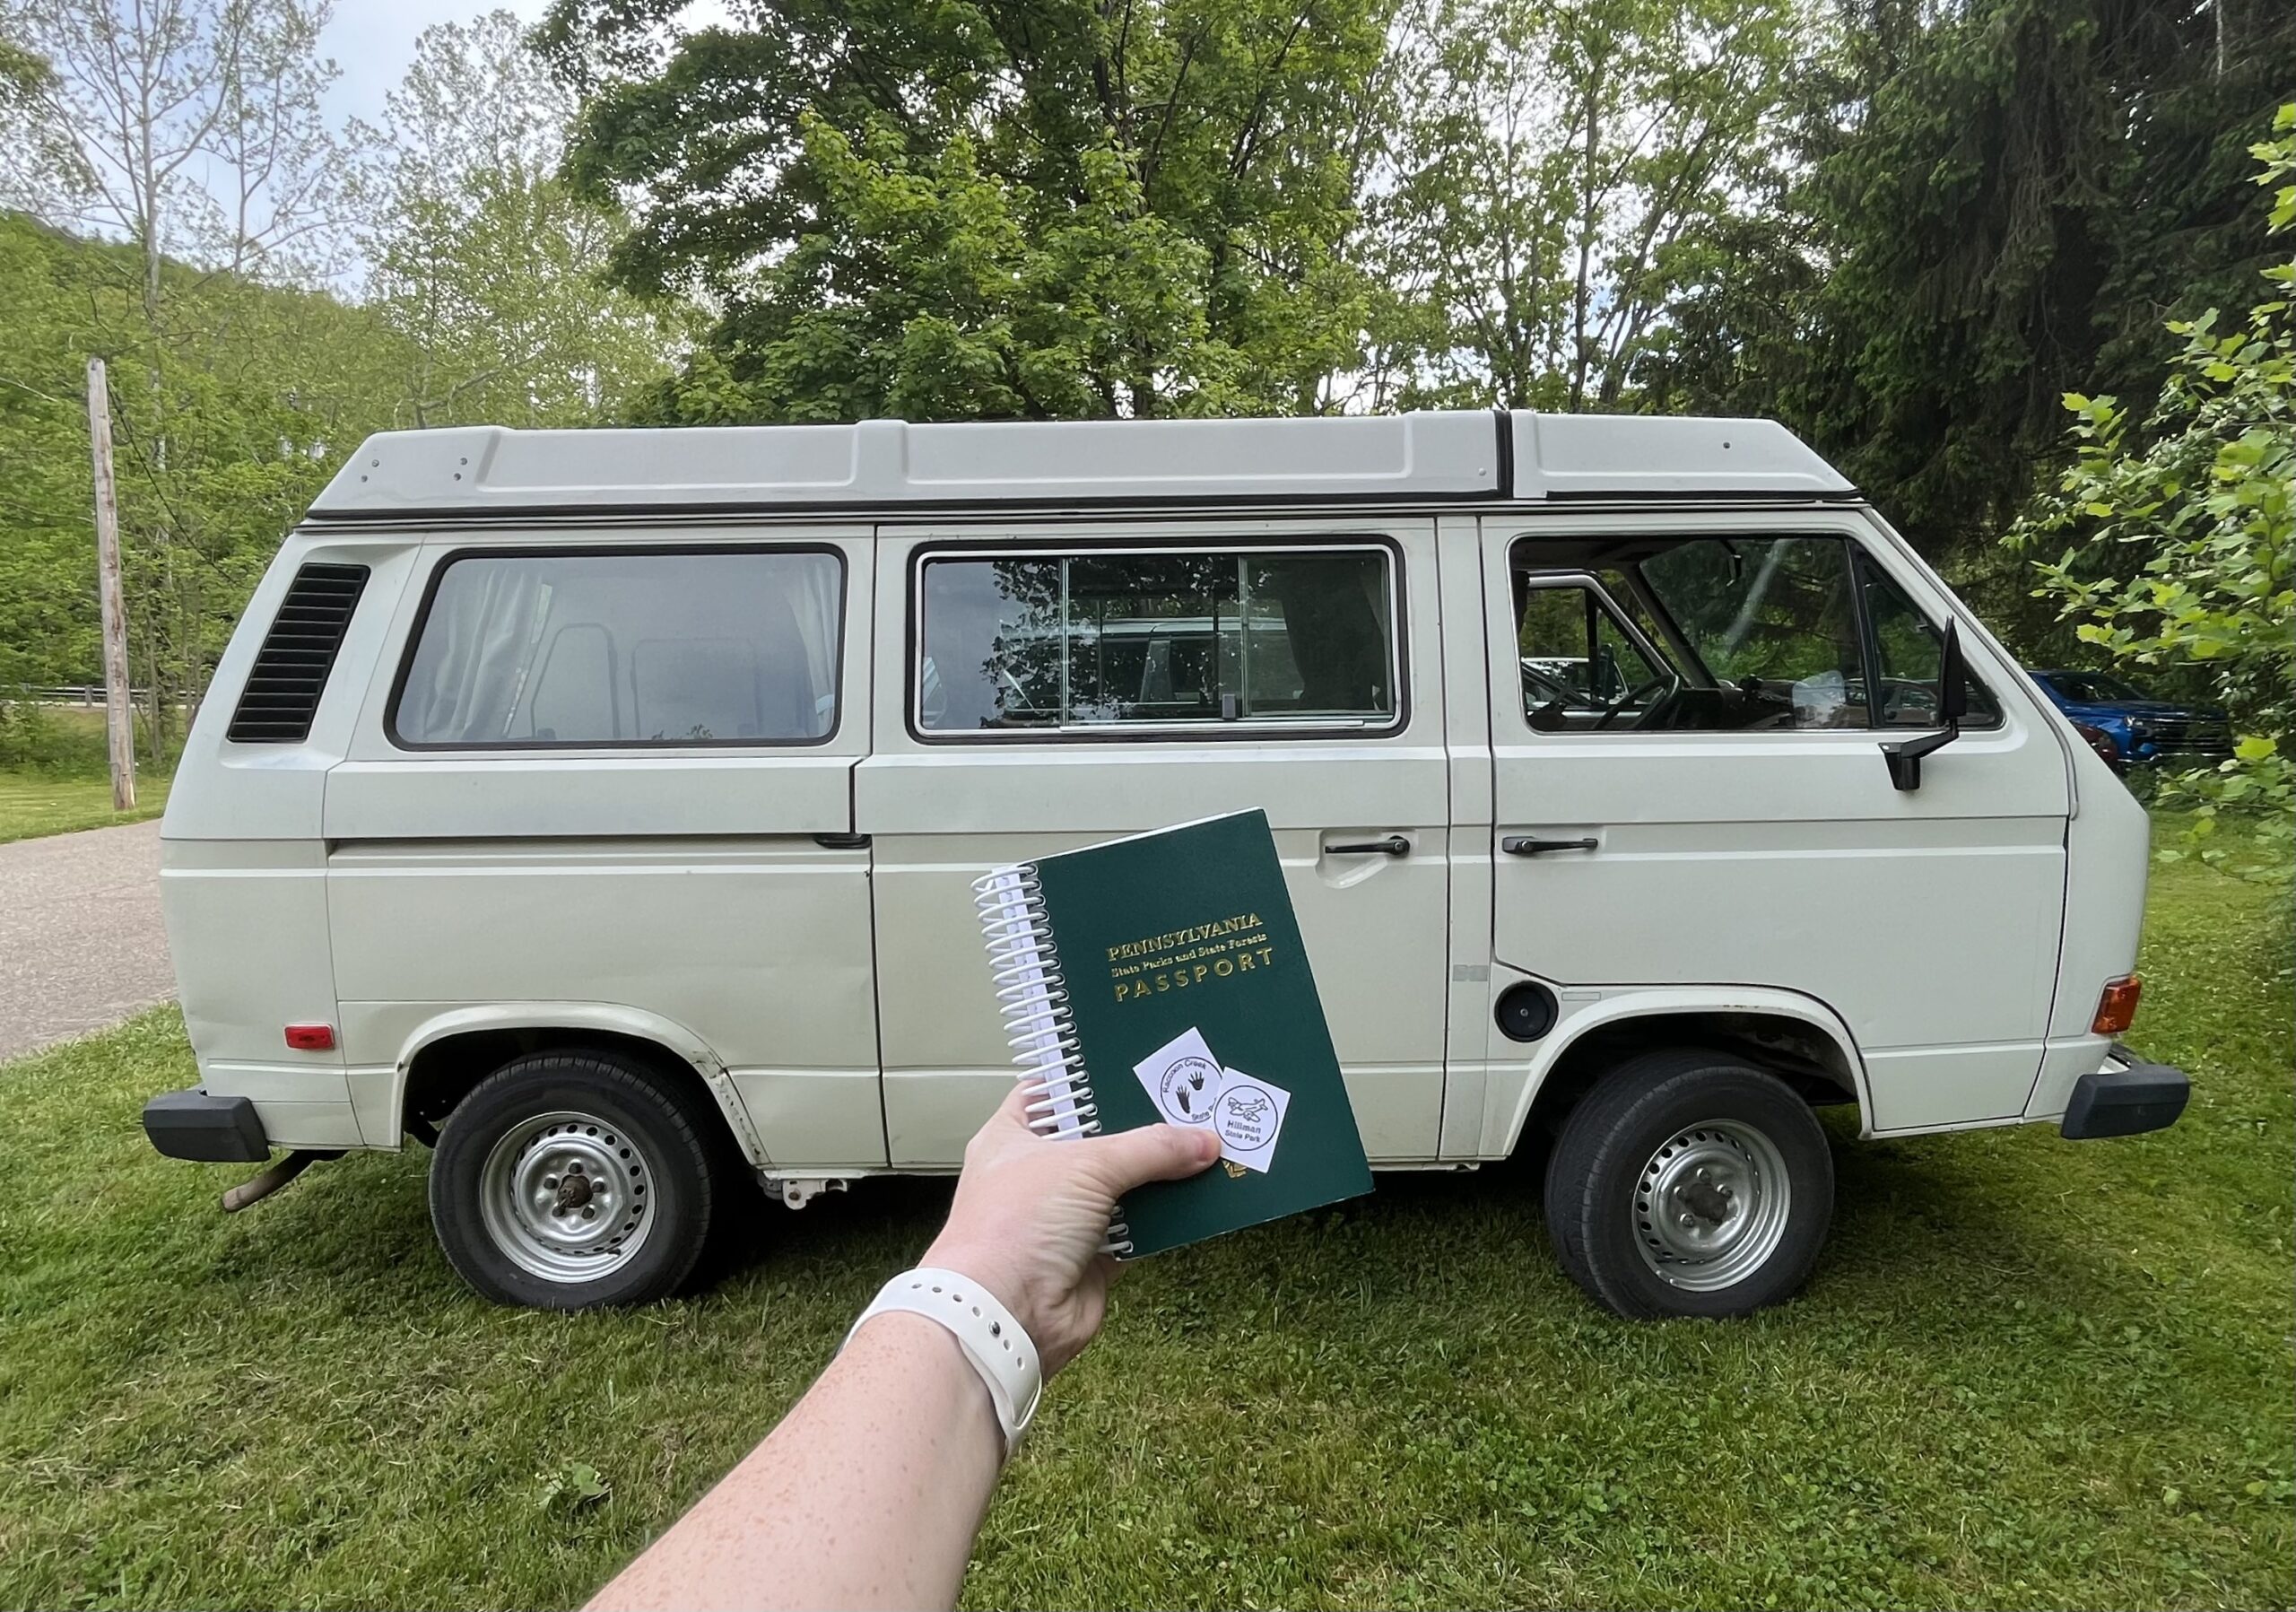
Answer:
[[1570, 69, 1601, 414]]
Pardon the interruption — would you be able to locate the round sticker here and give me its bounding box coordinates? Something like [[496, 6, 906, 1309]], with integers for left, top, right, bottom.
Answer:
[[1159, 1056, 1219, 1124], [1215, 1084, 1278, 1152]]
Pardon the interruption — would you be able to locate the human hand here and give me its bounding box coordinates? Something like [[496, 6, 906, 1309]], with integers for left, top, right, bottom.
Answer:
[[921, 1085, 1221, 1375]]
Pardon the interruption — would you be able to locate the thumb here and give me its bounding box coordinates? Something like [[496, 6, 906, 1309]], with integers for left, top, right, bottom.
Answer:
[[1083, 1121, 1222, 1194]]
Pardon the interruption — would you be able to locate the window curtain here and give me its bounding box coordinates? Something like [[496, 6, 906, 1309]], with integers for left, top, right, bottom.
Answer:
[[400, 562, 549, 743], [778, 554, 843, 731]]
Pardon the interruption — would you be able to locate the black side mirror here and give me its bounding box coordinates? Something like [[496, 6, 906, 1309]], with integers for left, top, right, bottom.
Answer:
[[1883, 620, 1966, 791]]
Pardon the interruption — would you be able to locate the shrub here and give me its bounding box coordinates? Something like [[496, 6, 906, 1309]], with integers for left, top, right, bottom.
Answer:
[[2012, 106, 2295, 885]]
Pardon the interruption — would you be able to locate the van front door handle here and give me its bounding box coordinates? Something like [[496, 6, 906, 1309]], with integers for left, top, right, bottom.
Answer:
[[1502, 835, 1598, 856], [1326, 834, 1411, 857]]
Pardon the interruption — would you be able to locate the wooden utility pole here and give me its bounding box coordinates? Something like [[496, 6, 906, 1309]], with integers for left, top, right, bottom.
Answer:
[[85, 357, 136, 812]]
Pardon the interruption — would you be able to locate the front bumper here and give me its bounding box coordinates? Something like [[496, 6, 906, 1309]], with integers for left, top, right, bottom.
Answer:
[[143, 1088, 271, 1163], [2059, 1045, 2190, 1140]]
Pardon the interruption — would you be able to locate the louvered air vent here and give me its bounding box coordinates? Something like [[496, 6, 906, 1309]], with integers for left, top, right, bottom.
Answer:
[[224, 562, 370, 743]]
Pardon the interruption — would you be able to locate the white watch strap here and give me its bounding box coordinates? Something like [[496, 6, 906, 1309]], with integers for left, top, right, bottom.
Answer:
[[847, 1267, 1042, 1458]]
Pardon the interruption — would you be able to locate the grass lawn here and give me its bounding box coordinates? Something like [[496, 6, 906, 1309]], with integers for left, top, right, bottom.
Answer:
[[0, 771, 170, 844], [0, 847, 2288, 1609]]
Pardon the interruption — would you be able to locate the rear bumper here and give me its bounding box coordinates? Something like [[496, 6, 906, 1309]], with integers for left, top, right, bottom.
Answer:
[[2059, 1045, 2190, 1140], [143, 1088, 271, 1163]]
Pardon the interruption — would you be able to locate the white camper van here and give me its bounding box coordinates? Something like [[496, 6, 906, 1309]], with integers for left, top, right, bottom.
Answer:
[[144, 411, 2188, 1319]]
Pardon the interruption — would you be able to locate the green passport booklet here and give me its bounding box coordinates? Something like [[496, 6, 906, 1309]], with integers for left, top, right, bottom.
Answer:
[[973, 809, 1373, 1257]]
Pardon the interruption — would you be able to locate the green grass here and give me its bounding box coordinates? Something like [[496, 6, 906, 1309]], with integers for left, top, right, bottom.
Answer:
[[0, 771, 170, 844], [0, 851, 2288, 1610]]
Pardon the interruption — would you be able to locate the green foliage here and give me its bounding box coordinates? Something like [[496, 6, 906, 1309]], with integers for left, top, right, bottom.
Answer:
[[663, 114, 1229, 423], [0, 212, 397, 701], [0, 222, 96, 689], [0, 699, 109, 774], [0, 837, 2289, 1607], [352, 10, 675, 430], [0, 28, 48, 103], [0, 11, 670, 713], [2013, 106, 2296, 882], [1375, 0, 1807, 412], [1648, 0, 2296, 566], [535, 1459, 612, 1514], [540, 0, 1396, 420]]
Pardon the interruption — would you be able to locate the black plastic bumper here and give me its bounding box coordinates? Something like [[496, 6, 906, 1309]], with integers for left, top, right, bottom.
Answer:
[[143, 1089, 270, 1163], [2059, 1045, 2190, 1140]]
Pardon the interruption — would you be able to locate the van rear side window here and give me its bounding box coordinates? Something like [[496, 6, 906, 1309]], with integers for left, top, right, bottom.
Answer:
[[390, 548, 843, 747]]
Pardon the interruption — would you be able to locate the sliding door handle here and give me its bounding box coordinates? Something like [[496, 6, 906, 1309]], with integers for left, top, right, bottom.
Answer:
[[1501, 835, 1598, 856], [1326, 834, 1411, 857]]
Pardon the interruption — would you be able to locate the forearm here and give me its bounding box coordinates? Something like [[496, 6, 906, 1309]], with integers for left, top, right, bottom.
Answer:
[[588, 1312, 1003, 1612]]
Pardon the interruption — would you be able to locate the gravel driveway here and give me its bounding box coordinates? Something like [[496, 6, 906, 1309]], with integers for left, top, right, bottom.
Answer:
[[0, 821, 174, 1062]]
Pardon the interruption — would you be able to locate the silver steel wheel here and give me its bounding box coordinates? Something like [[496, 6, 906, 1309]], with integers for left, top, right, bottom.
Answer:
[[477, 1110, 656, 1285], [1632, 1118, 1792, 1292]]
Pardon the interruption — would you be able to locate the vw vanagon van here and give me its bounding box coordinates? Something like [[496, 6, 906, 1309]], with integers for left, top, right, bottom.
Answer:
[[142, 411, 2190, 1319]]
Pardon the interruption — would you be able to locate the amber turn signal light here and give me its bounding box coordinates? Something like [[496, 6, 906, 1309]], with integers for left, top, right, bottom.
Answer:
[[2092, 976, 2142, 1037], [283, 1024, 336, 1051]]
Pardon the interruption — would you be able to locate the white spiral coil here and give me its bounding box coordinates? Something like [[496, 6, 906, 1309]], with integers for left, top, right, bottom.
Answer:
[[974, 865, 1132, 1255]]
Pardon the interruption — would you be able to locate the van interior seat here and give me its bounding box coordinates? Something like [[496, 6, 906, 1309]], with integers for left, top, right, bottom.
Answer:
[[628, 605, 819, 741]]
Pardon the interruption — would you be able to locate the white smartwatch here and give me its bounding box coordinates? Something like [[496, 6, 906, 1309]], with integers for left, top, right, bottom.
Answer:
[[847, 1267, 1042, 1458]]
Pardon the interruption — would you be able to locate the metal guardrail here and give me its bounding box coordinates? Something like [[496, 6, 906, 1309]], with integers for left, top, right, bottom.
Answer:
[[8, 687, 164, 706]]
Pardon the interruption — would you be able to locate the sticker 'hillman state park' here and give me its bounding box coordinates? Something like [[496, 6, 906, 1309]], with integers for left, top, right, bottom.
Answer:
[[1131, 1026, 1292, 1174]]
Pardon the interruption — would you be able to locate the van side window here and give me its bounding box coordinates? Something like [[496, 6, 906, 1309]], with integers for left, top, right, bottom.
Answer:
[[391, 549, 843, 747], [1510, 534, 1997, 734], [917, 548, 1396, 733], [1859, 553, 2004, 728]]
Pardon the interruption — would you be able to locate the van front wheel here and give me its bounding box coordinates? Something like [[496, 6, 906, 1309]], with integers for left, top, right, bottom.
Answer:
[[1544, 1048, 1833, 1320], [430, 1050, 721, 1309]]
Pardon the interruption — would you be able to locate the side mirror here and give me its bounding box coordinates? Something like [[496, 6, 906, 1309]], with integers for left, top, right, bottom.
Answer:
[[1883, 620, 1967, 791]]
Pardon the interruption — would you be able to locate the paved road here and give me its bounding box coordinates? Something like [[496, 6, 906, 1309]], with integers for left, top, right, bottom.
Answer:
[[0, 821, 173, 1062]]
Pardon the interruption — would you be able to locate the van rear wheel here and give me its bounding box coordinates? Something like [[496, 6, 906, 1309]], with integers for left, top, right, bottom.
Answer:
[[1544, 1047, 1833, 1320], [430, 1050, 721, 1310]]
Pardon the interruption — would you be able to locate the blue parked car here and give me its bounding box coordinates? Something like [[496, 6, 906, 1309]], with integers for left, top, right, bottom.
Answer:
[[2028, 669, 2234, 771]]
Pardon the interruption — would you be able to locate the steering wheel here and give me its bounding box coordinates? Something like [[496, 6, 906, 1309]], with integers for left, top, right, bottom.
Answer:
[[1593, 675, 1678, 730]]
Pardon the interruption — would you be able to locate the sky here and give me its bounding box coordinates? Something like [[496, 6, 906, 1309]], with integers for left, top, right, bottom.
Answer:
[[317, 0, 556, 131], [315, 0, 736, 129]]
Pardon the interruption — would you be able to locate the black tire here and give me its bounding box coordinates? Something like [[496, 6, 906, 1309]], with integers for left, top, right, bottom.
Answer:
[[430, 1050, 725, 1310], [1544, 1047, 1833, 1320]]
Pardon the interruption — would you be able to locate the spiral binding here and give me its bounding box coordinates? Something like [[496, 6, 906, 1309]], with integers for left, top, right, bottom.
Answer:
[[974, 865, 1132, 1256]]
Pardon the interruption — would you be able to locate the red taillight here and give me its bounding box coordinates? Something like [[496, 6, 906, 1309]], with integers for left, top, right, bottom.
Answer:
[[2092, 976, 2142, 1037], [283, 1024, 336, 1051], [2070, 719, 2121, 770]]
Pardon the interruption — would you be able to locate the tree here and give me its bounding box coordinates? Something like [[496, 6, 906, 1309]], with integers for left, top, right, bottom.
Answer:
[[2, 0, 345, 308], [0, 214, 103, 691], [1650, 0, 2296, 567], [352, 10, 674, 430], [1373, 0, 1808, 412], [0, 208, 399, 703], [537, 0, 1399, 422], [0, 0, 355, 745], [2013, 104, 2294, 878]]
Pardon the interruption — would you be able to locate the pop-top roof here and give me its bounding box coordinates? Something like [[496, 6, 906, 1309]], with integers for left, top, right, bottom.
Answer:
[[307, 410, 1851, 518]]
